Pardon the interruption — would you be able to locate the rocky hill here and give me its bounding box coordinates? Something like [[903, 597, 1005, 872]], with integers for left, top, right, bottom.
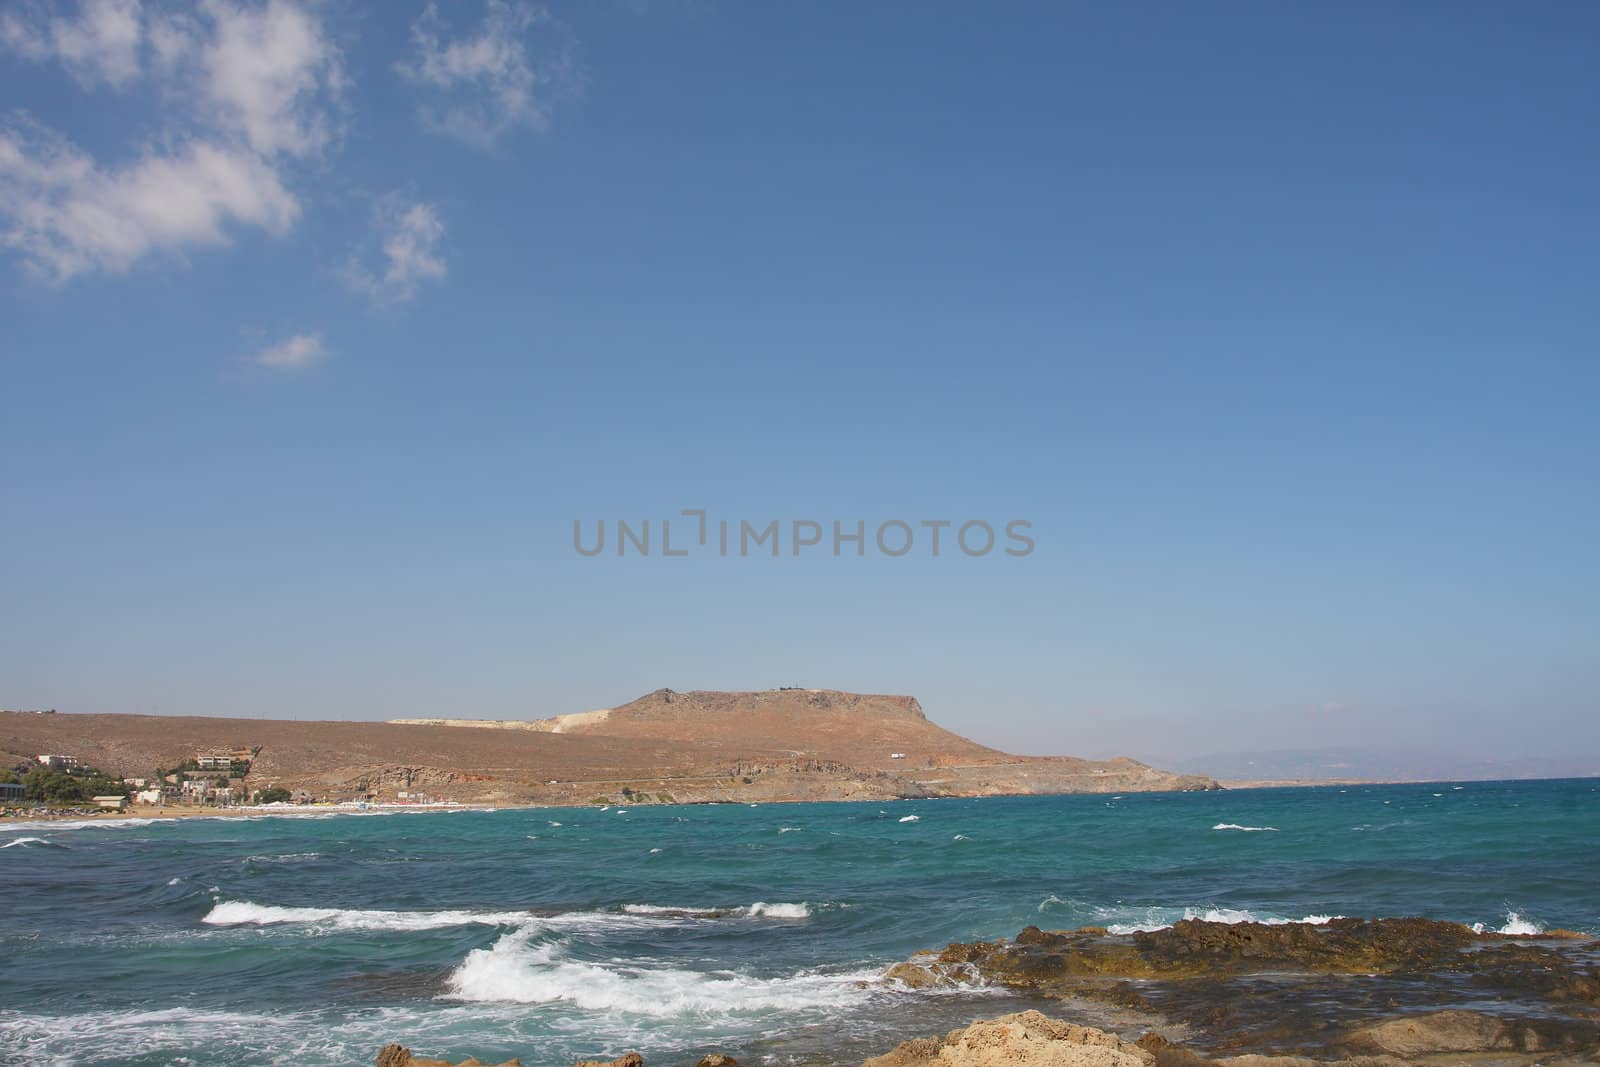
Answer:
[[1, 689, 1217, 805]]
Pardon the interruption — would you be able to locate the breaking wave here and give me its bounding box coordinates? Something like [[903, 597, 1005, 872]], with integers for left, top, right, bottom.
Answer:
[[444, 928, 875, 1014], [1036, 897, 1340, 933], [205, 899, 816, 933], [0, 836, 58, 849], [1212, 823, 1279, 832], [618, 902, 812, 920], [1473, 911, 1545, 936], [202, 901, 539, 931]]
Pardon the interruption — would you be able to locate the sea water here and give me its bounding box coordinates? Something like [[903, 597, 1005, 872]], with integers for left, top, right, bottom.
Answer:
[[2, 779, 1596, 1066]]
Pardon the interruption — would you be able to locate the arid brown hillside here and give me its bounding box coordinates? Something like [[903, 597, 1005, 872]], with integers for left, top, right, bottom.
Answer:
[[1, 689, 1217, 805], [552, 688, 1009, 767]]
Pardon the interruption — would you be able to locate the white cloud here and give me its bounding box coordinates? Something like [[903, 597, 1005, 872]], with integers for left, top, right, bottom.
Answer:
[[0, 118, 298, 278], [1, 0, 144, 89], [397, 0, 576, 148], [197, 0, 344, 158], [344, 198, 447, 305], [0, 0, 343, 280], [252, 331, 324, 369]]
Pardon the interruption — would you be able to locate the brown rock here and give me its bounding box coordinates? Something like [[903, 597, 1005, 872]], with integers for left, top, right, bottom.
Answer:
[[862, 1010, 1155, 1067], [574, 1054, 643, 1067], [909, 917, 1600, 990], [694, 1056, 738, 1067], [885, 961, 942, 989], [373, 1044, 521, 1067], [1343, 1010, 1600, 1056]]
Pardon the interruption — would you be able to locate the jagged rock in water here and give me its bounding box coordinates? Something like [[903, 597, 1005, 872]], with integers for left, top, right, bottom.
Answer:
[[375, 1044, 523, 1067]]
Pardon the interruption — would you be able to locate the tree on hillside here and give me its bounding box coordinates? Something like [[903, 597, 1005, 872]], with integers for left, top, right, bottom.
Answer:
[[24, 769, 85, 803]]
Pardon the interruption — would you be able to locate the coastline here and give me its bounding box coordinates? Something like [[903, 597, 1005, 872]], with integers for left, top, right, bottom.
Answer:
[[7, 773, 1598, 827], [5, 780, 1597, 1067], [371, 914, 1600, 1067]]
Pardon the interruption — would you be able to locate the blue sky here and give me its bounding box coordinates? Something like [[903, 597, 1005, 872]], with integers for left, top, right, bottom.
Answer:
[[2, 1, 1596, 769]]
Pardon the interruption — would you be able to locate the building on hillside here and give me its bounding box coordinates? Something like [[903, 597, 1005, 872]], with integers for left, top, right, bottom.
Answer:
[[181, 779, 215, 802], [134, 788, 163, 805], [0, 782, 26, 802], [122, 777, 148, 789], [36, 754, 84, 772], [195, 754, 234, 771], [92, 795, 128, 811]]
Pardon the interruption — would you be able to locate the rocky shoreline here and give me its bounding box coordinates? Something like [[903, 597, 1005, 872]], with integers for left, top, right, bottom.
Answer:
[[371, 917, 1600, 1067]]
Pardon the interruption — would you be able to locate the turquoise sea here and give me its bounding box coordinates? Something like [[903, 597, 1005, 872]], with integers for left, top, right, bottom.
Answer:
[[2, 779, 1597, 1067]]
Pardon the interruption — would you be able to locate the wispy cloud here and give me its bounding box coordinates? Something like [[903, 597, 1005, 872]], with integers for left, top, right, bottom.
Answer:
[[0, 118, 299, 278], [1, 0, 144, 90], [344, 197, 447, 305], [251, 331, 324, 369], [397, 0, 577, 149], [0, 0, 343, 280]]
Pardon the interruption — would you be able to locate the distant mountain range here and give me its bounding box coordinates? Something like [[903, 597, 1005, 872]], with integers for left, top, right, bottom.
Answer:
[[1167, 745, 1600, 783]]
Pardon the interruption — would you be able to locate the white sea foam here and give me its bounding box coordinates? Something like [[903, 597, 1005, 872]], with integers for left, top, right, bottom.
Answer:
[[444, 928, 874, 1014], [0, 836, 55, 848], [618, 902, 812, 920], [620, 904, 725, 917], [778, 826, 802, 833], [0, 817, 158, 833], [1036, 897, 1341, 933], [1473, 911, 1545, 936], [1212, 823, 1278, 832], [952, 834, 970, 841], [202, 901, 538, 931], [898, 815, 919, 823], [1105, 908, 1339, 933]]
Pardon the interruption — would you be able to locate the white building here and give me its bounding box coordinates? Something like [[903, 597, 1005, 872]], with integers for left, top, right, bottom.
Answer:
[[37, 754, 84, 772]]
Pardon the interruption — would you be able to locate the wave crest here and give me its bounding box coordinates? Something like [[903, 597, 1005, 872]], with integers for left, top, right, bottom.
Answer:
[[445, 928, 873, 1014]]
